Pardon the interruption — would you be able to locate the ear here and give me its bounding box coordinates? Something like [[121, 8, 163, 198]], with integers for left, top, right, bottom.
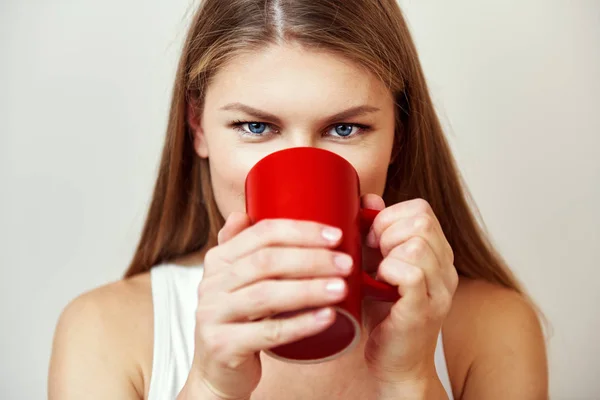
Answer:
[[187, 102, 209, 158]]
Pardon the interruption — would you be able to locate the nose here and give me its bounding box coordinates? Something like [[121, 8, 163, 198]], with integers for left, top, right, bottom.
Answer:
[[286, 130, 319, 149]]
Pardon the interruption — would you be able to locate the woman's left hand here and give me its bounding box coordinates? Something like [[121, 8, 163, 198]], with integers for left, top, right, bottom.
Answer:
[[361, 194, 458, 392]]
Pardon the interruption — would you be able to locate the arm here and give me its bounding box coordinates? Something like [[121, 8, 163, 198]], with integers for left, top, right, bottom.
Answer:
[[48, 277, 151, 399]]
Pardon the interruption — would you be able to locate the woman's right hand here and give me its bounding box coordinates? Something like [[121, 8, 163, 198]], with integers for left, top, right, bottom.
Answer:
[[179, 212, 353, 400]]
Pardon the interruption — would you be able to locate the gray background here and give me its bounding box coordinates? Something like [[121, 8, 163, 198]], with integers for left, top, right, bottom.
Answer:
[[1, 0, 599, 398]]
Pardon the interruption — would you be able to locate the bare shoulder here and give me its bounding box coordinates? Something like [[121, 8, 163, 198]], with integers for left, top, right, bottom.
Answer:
[[49, 273, 154, 400], [443, 277, 548, 399]]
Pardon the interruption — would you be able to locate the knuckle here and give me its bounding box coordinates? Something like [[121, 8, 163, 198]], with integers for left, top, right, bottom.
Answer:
[[264, 319, 285, 344], [326, 250, 343, 270], [300, 249, 322, 272], [287, 221, 306, 239], [247, 282, 271, 310], [298, 221, 325, 242], [201, 328, 228, 356], [309, 279, 326, 299], [250, 248, 272, 273], [448, 268, 459, 291], [378, 258, 395, 281], [222, 266, 243, 289], [254, 219, 299, 241], [378, 257, 393, 275], [376, 209, 395, 230], [405, 237, 427, 260], [434, 292, 453, 317], [405, 266, 425, 285], [255, 219, 274, 233], [313, 249, 328, 266], [415, 214, 435, 234], [252, 219, 279, 240], [220, 265, 243, 293], [379, 231, 396, 255], [411, 198, 432, 214], [441, 291, 454, 312]]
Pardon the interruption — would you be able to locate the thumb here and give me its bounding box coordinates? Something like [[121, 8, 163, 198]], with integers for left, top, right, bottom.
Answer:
[[361, 193, 385, 211], [361, 194, 385, 250], [218, 212, 251, 244]]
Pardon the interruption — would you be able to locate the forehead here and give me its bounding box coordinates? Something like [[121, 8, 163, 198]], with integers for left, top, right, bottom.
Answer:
[[204, 43, 393, 112]]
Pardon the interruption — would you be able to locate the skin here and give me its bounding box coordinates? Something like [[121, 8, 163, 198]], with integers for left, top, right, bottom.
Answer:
[[49, 43, 548, 399]]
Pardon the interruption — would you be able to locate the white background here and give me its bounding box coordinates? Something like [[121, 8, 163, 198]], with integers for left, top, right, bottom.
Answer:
[[1, 0, 599, 398]]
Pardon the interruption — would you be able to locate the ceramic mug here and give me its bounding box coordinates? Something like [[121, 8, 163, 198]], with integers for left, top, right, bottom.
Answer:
[[245, 147, 399, 363]]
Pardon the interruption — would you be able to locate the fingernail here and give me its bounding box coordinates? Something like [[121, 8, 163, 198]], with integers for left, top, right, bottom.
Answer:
[[322, 227, 342, 242], [315, 308, 333, 322], [326, 279, 345, 294], [334, 254, 353, 273]]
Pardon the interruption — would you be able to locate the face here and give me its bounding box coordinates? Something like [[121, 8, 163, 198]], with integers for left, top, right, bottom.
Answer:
[[190, 43, 396, 219]]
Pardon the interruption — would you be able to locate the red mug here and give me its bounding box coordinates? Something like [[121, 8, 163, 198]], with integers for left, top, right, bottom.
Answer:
[[244, 147, 399, 363]]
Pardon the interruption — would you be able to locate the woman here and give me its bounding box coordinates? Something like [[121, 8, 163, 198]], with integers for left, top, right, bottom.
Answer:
[[49, 0, 548, 399]]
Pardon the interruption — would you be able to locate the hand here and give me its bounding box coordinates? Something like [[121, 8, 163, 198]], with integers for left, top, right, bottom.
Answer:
[[361, 195, 458, 388], [181, 213, 353, 400]]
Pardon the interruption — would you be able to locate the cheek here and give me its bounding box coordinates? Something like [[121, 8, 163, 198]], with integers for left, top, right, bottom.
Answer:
[[343, 143, 393, 197], [356, 161, 389, 197], [353, 146, 393, 196], [207, 152, 254, 217]]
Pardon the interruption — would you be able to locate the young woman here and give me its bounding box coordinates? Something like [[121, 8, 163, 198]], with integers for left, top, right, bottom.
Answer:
[[49, 0, 548, 399]]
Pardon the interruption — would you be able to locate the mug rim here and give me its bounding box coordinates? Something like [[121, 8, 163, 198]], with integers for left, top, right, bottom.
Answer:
[[244, 147, 358, 188], [262, 306, 362, 364]]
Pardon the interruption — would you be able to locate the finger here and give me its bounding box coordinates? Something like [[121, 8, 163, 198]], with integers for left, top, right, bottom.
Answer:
[[217, 278, 347, 322], [378, 214, 450, 265], [213, 219, 343, 263], [361, 194, 386, 272], [216, 248, 353, 292], [387, 237, 447, 299], [227, 307, 337, 354], [375, 210, 456, 297], [377, 256, 428, 319], [368, 198, 442, 249], [218, 212, 251, 244], [360, 193, 385, 211]]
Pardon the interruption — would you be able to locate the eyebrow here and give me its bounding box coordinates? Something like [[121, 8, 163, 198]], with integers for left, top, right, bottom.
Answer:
[[220, 102, 380, 125]]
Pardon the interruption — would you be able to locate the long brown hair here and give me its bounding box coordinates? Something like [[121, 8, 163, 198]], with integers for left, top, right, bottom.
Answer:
[[124, 0, 523, 293]]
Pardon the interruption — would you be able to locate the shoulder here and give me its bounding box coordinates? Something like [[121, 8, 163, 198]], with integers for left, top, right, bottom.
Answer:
[[54, 272, 153, 342], [449, 277, 546, 347], [49, 272, 154, 399], [450, 277, 543, 328], [442, 277, 548, 399]]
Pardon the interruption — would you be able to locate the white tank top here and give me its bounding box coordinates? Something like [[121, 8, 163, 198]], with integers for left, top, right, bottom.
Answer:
[[148, 264, 454, 399]]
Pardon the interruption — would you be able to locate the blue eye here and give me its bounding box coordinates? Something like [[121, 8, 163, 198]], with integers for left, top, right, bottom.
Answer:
[[232, 121, 274, 136], [232, 120, 369, 140], [333, 124, 354, 137], [248, 122, 267, 134], [329, 124, 367, 138]]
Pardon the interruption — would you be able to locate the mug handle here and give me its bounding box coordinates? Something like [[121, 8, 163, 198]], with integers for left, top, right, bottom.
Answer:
[[359, 208, 400, 302]]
